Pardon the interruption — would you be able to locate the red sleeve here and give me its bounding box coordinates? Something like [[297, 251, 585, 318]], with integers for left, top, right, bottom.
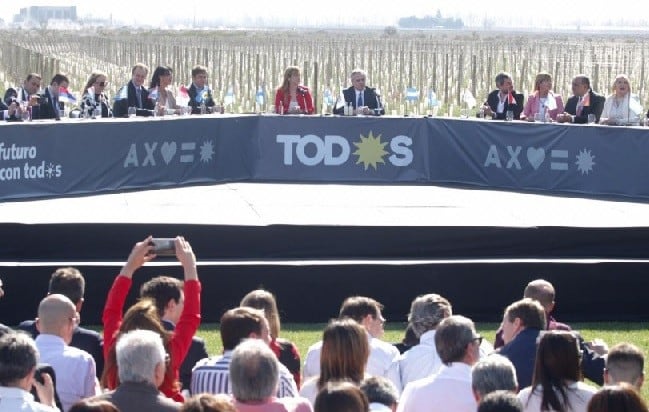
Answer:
[[304, 89, 314, 114], [275, 89, 284, 113], [169, 279, 201, 370], [102, 275, 131, 360]]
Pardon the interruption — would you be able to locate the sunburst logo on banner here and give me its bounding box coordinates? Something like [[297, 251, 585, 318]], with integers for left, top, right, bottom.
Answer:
[[353, 131, 389, 171]]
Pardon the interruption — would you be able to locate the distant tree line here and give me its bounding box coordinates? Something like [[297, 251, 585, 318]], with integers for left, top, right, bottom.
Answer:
[[398, 10, 464, 29]]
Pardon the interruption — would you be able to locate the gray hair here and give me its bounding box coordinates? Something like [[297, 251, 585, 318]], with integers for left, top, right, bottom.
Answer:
[[435, 315, 476, 364], [407, 294, 452, 338], [360, 376, 398, 407], [350, 69, 367, 79], [230, 339, 279, 402], [116, 329, 165, 384], [472, 354, 518, 398], [477, 390, 523, 412], [0, 331, 38, 386]]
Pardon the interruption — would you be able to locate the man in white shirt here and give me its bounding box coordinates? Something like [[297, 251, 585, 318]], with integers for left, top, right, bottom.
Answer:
[[303, 296, 400, 385], [397, 315, 481, 412], [35, 294, 100, 412]]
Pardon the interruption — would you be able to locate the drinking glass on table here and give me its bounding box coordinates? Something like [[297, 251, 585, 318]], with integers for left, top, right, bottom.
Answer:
[[127, 106, 137, 118]]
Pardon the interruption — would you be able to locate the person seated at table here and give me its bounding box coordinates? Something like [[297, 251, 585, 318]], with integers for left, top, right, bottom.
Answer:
[[80, 71, 111, 118], [599, 74, 642, 126], [274, 66, 314, 115], [150, 65, 181, 115], [113, 63, 155, 117], [188, 65, 215, 114], [557, 75, 605, 124], [333, 69, 384, 115], [523, 72, 564, 121], [35, 73, 69, 120], [481, 72, 524, 120], [1, 99, 24, 121]]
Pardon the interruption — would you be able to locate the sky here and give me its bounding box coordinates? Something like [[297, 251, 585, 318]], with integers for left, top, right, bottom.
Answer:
[[0, 0, 647, 28]]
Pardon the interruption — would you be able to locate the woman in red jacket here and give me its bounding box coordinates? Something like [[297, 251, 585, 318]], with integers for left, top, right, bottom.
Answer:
[[274, 66, 314, 115]]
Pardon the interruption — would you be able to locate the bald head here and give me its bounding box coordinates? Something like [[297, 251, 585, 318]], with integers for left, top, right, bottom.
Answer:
[[37, 294, 78, 340], [523, 279, 555, 312]]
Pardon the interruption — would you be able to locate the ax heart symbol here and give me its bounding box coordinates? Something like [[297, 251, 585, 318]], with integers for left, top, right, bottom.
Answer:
[[161, 142, 177, 164], [527, 147, 545, 170]]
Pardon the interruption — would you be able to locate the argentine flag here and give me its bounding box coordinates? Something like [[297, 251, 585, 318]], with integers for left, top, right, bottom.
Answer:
[[114, 85, 128, 101], [405, 87, 419, 102], [427, 90, 439, 108], [224, 87, 235, 105], [255, 87, 265, 106], [323, 88, 334, 106], [462, 89, 477, 109]]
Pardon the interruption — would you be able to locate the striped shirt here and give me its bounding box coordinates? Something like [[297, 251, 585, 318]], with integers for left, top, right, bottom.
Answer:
[[191, 350, 298, 397]]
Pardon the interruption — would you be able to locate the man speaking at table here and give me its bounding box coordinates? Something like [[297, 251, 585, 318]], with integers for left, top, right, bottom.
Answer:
[[334, 69, 384, 115], [113, 63, 155, 117]]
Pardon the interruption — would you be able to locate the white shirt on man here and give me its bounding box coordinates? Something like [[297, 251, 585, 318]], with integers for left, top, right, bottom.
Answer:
[[34, 334, 99, 412], [388, 330, 442, 392]]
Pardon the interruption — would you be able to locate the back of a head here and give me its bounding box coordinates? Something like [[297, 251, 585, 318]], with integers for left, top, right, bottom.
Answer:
[[230, 339, 279, 402], [181, 394, 236, 412], [504, 298, 547, 330], [68, 399, 120, 412], [315, 381, 369, 412], [119, 299, 167, 337], [49, 267, 85, 305], [240, 289, 281, 338], [587, 383, 649, 412], [220, 307, 265, 351], [37, 293, 77, 334], [606, 342, 645, 388], [140, 276, 183, 318], [407, 293, 452, 338], [472, 354, 518, 398], [359, 376, 398, 409], [319, 318, 369, 388], [0, 331, 38, 386], [116, 329, 165, 385], [477, 390, 523, 412], [339, 296, 382, 323], [523, 279, 555, 309], [434, 315, 476, 365]]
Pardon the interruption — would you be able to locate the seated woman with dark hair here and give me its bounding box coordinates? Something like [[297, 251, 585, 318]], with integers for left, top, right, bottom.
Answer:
[[80, 71, 111, 117], [149, 66, 181, 115]]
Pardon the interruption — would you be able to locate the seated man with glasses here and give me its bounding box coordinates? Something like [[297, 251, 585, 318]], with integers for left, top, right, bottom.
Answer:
[[34, 294, 100, 412]]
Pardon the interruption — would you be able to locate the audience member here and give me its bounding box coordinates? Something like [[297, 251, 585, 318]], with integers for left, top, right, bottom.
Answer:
[[35, 294, 100, 411], [180, 394, 236, 412], [0, 331, 58, 412], [304, 296, 399, 385], [388, 293, 452, 391], [478, 390, 523, 412], [557, 75, 605, 124], [604, 342, 644, 389], [333, 69, 384, 115], [80, 71, 111, 118], [191, 307, 297, 398], [600, 74, 642, 125], [240, 289, 301, 387], [360, 376, 399, 412], [102, 236, 201, 402], [91, 329, 180, 412], [523, 72, 565, 121], [496, 298, 546, 389], [149, 66, 181, 115], [587, 383, 648, 412], [471, 354, 518, 402], [518, 331, 597, 412], [113, 63, 155, 117], [274, 66, 314, 115], [300, 318, 370, 404], [482, 72, 524, 120], [140, 275, 208, 393], [68, 399, 120, 412], [230, 339, 312, 412], [17, 267, 104, 379], [314, 381, 369, 412], [397, 315, 481, 412], [188, 65, 215, 114]]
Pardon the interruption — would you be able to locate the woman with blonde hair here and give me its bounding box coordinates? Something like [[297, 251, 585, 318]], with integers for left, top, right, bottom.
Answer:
[[240, 289, 302, 387], [523, 72, 564, 121], [299, 318, 370, 405], [274, 66, 314, 115], [599, 74, 642, 125]]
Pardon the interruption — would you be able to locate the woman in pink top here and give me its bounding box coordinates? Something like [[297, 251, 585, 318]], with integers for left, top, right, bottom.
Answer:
[[523, 72, 565, 121]]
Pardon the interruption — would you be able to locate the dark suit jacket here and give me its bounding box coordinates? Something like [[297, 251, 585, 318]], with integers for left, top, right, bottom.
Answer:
[[17, 319, 104, 379], [188, 84, 215, 114], [113, 80, 155, 117], [564, 90, 605, 124], [485, 90, 524, 120], [161, 319, 208, 391], [497, 327, 540, 389], [91, 381, 180, 412], [36, 87, 63, 120], [333, 86, 384, 115]]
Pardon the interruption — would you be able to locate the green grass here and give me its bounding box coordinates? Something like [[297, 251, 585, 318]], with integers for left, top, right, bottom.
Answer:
[[195, 322, 649, 399]]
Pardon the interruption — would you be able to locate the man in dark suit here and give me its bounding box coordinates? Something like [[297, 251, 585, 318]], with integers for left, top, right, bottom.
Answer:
[[16, 267, 104, 379], [113, 63, 155, 117], [5, 73, 43, 119], [188, 65, 215, 114], [482, 72, 524, 120], [333, 69, 384, 115], [140, 276, 208, 392], [35, 73, 69, 120], [557, 75, 605, 124]]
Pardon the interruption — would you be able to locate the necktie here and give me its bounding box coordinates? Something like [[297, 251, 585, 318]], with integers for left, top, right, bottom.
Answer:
[[357, 92, 363, 108], [136, 88, 142, 108], [576, 97, 583, 116]]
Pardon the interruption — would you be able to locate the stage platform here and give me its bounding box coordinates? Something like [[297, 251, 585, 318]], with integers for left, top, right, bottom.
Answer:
[[1, 183, 649, 325]]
